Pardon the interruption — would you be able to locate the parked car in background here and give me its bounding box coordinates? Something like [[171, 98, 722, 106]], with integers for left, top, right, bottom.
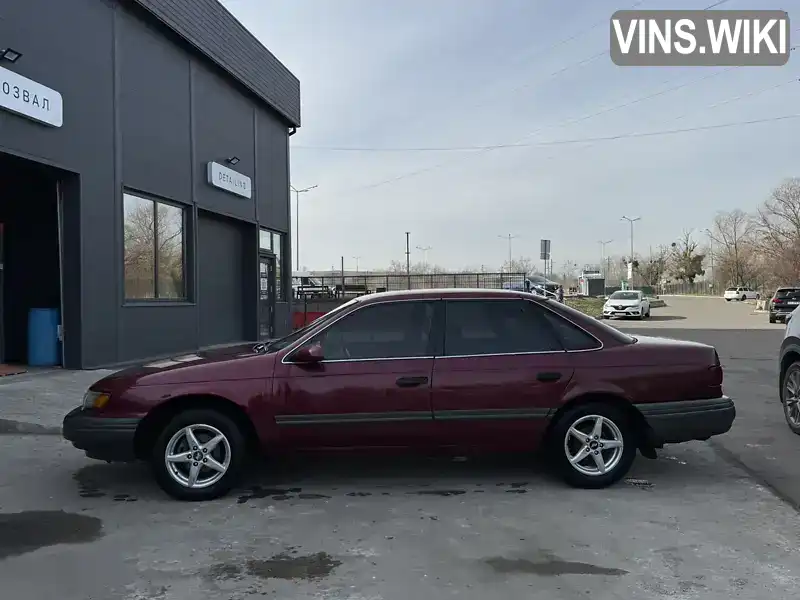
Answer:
[[769, 287, 800, 323], [724, 286, 760, 302], [777, 309, 800, 434], [292, 274, 335, 300], [601, 290, 651, 320], [63, 288, 734, 501]]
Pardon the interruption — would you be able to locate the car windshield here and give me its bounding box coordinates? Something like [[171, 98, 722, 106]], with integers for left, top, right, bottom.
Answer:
[[260, 298, 359, 352], [776, 288, 800, 299], [609, 292, 639, 300]]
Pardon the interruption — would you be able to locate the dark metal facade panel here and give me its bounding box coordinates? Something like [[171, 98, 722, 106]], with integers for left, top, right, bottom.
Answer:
[[130, 0, 301, 127]]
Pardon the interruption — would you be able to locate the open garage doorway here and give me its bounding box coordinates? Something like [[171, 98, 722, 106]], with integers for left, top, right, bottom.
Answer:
[[0, 152, 63, 374]]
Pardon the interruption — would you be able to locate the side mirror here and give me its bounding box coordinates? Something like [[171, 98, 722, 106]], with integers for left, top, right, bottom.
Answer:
[[292, 343, 324, 364]]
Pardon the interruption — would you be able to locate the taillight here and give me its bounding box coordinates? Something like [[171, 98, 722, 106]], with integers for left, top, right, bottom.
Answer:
[[709, 365, 723, 386], [774, 298, 784, 304]]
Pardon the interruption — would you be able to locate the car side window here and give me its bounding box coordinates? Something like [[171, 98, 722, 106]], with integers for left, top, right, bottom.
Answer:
[[444, 299, 563, 356], [540, 309, 601, 351], [307, 301, 436, 360]]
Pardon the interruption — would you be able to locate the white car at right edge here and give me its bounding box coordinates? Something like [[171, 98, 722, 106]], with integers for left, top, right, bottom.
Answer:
[[724, 286, 760, 302]]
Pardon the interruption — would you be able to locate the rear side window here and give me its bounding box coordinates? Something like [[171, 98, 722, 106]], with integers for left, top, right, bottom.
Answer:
[[444, 299, 562, 356], [541, 310, 602, 351]]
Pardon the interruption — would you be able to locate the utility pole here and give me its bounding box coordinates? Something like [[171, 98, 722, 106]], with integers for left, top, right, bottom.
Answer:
[[352, 256, 361, 273], [498, 234, 518, 272], [405, 232, 411, 289], [290, 184, 318, 271], [621, 216, 641, 287], [598, 239, 613, 280]]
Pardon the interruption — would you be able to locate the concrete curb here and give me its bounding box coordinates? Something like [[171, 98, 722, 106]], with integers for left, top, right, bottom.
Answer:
[[0, 419, 62, 435]]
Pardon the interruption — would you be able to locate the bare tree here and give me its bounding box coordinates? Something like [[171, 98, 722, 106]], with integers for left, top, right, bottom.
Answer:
[[710, 209, 757, 287], [670, 230, 705, 283], [502, 257, 536, 275], [755, 178, 800, 286], [638, 246, 669, 286]]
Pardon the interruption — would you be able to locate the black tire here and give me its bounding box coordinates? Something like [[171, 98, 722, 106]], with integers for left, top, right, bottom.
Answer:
[[756, 294, 761, 300], [726, 298, 731, 302], [741, 295, 746, 302], [782, 363, 800, 436], [151, 409, 247, 501], [548, 402, 637, 489], [770, 315, 777, 324]]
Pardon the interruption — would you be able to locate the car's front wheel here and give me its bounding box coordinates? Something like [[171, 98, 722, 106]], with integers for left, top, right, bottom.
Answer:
[[782, 363, 800, 435], [549, 403, 637, 489], [152, 409, 247, 501]]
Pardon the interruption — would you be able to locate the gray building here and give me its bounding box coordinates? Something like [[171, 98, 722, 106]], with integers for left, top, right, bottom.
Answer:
[[0, 0, 299, 369]]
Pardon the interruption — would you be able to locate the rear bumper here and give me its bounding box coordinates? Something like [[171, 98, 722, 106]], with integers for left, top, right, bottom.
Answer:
[[62, 407, 140, 462], [635, 396, 735, 446]]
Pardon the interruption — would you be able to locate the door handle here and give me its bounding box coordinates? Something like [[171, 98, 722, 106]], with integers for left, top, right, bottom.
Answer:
[[536, 372, 562, 383], [396, 376, 429, 388]]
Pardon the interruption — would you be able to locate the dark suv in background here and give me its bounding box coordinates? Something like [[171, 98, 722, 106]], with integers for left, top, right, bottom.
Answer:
[[770, 287, 800, 323]]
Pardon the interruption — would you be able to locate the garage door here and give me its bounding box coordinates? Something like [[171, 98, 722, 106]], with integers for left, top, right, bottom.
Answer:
[[198, 211, 246, 346]]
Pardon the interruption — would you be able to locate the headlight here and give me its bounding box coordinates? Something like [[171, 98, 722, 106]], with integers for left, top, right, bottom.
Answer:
[[82, 390, 110, 410]]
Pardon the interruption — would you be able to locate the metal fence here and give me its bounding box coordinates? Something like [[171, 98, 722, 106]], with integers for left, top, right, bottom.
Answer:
[[293, 272, 527, 299], [658, 281, 719, 296]]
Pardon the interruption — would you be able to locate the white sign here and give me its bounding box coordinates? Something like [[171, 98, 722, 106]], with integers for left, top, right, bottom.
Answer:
[[0, 66, 63, 128], [207, 161, 252, 199]]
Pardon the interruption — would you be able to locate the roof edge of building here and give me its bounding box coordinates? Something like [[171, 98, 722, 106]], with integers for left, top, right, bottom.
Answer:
[[131, 0, 301, 127]]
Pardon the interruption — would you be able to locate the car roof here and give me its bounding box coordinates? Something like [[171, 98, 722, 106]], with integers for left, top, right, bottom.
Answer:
[[353, 288, 546, 304]]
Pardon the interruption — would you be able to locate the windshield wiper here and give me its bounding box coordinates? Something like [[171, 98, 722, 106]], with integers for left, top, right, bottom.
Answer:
[[252, 342, 270, 354]]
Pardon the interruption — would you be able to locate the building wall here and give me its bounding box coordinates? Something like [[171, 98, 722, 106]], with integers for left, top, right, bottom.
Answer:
[[0, 0, 293, 368]]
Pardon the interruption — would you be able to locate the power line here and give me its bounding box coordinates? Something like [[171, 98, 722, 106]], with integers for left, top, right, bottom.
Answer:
[[297, 71, 796, 153]]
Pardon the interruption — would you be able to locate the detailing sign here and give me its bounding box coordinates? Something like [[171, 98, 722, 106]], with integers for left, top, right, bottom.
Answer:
[[0, 65, 63, 128], [207, 161, 252, 199]]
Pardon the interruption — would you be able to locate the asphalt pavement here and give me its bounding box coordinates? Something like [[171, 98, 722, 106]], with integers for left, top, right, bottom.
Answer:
[[1, 295, 799, 599]]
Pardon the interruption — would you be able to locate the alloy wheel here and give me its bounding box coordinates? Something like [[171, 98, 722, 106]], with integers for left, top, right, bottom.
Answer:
[[784, 369, 800, 428], [563, 415, 624, 477], [164, 424, 232, 489]]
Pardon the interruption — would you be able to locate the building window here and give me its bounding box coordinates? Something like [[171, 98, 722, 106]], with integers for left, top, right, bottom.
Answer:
[[123, 192, 186, 301], [259, 228, 285, 302]]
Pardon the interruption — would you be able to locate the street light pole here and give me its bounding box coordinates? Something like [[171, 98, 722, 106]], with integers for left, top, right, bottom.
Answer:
[[621, 216, 641, 286], [405, 232, 411, 289], [703, 228, 714, 293], [290, 184, 318, 270], [416, 245, 432, 268], [352, 256, 361, 272], [498, 234, 518, 272], [598, 239, 613, 279]]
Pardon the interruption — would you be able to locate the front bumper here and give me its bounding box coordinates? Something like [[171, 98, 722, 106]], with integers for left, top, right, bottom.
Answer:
[[62, 406, 141, 462], [603, 306, 642, 317], [635, 396, 735, 446]]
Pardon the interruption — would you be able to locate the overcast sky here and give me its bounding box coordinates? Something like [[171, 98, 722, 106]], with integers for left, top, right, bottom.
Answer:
[[221, 0, 799, 273]]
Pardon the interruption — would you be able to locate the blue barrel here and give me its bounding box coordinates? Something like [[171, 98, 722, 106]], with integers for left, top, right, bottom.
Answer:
[[28, 308, 60, 367]]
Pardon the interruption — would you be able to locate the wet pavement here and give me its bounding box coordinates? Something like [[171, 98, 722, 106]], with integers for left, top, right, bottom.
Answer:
[[1, 436, 800, 599]]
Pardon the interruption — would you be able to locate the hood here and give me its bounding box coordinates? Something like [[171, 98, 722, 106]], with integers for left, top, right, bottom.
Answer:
[[92, 343, 275, 391], [606, 298, 640, 306]]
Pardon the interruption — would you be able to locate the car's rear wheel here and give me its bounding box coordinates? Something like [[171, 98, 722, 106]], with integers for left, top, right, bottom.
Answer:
[[782, 363, 800, 435], [549, 403, 637, 489], [151, 409, 247, 501], [770, 314, 777, 324], [741, 295, 747, 301]]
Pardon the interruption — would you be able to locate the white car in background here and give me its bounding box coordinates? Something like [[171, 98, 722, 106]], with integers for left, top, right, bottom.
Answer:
[[724, 286, 760, 301], [601, 290, 651, 320]]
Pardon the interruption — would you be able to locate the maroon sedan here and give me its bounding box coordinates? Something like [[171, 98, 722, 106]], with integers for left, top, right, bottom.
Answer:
[[63, 289, 735, 501]]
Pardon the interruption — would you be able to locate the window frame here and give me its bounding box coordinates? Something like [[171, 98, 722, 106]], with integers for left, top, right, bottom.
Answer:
[[122, 191, 189, 303], [440, 298, 567, 358], [259, 227, 286, 302], [283, 299, 439, 364]]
